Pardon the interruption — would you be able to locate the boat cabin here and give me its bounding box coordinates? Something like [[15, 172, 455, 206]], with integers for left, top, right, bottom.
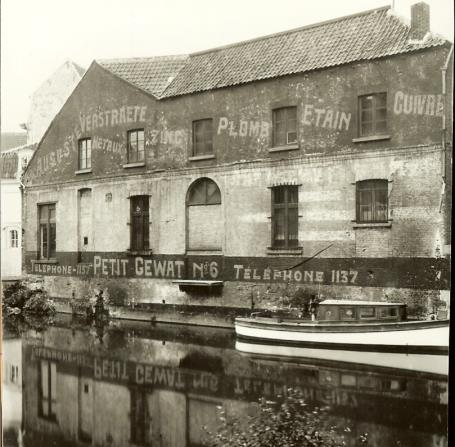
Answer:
[[316, 300, 407, 323]]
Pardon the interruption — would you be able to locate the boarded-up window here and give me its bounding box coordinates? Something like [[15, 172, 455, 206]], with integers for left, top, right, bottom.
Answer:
[[187, 178, 222, 250], [271, 185, 298, 248], [130, 196, 149, 251], [39, 203, 56, 259], [356, 180, 388, 223], [130, 388, 150, 445]]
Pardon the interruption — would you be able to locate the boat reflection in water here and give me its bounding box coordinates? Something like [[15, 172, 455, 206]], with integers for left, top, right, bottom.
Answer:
[[4, 315, 448, 447]]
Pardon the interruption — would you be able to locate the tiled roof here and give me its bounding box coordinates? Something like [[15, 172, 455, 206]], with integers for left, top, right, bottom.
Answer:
[[1, 132, 27, 152], [99, 6, 449, 99], [0, 152, 18, 179], [97, 56, 189, 97]]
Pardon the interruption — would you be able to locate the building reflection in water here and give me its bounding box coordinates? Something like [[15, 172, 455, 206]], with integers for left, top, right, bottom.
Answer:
[[3, 316, 448, 447]]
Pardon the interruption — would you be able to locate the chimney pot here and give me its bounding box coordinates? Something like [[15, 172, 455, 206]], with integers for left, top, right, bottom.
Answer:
[[410, 2, 430, 40]]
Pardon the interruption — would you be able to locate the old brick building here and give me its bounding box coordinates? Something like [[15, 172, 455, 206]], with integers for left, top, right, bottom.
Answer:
[[22, 3, 452, 315]]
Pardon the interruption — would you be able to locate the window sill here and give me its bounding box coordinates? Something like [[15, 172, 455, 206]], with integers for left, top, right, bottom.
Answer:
[[75, 169, 92, 175], [268, 143, 299, 153], [186, 250, 222, 255], [32, 259, 58, 264], [267, 247, 303, 256], [123, 162, 145, 169], [188, 154, 215, 161], [352, 222, 392, 229], [352, 135, 391, 143], [126, 250, 153, 256]]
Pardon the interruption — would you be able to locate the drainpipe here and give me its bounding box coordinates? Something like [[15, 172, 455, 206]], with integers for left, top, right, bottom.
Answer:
[[439, 45, 453, 212]]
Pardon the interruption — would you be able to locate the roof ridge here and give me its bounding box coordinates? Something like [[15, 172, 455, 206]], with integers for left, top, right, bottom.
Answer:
[[98, 55, 188, 64], [190, 5, 391, 57]]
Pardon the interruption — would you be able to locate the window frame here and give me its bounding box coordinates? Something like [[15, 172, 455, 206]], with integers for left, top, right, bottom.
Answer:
[[10, 229, 18, 248], [271, 185, 299, 249], [187, 178, 221, 206], [192, 119, 213, 157], [78, 138, 92, 170], [356, 179, 389, 224], [129, 195, 150, 252], [38, 203, 56, 260], [272, 106, 298, 147], [127, 129, 145, 163], [38, 360, 57, 421], [358, 92, 387, 137]]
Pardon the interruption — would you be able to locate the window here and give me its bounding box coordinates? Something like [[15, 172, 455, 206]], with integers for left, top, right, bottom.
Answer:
[[130, 196, 149, 251], [9, 365, 19, 384], [10, 230, 18, 248], [187, 178, 221, 206], [78, 138, 92, 170], [39, 360, 57, 420], [130, 388, 150, 445], [359, 307, 375, 319], [271, 185, 298, 249], [187, 178, 222, 251], [340, 308, 356, 320], [127, 129, 145, 163], [358, 93, 387, 137], [39, 204, 56, 259], [356, 180, 388, 223], [192, 119, 213, 156], [272, 107, 297, 147]]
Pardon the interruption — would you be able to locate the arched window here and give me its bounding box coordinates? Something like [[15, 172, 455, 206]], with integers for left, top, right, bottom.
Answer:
[[187, 178, 222, 251], [10, 229, 18, 248], [188, 178, 221, 206], [356, 179, 388, 223]]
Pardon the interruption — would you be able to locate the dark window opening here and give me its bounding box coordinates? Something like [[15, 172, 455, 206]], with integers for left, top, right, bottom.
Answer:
[[271, 185, 298, 249], [78, 138, 92, 170], [272, 107, 297, 147], [39, 204, 56, 259], [358, 93, 387, 137], [192, 119, 213, 156], [130, 388, 150, 445], [356, 179, 388, 223], [10, 229, 18, 248], [130, 196, 149, 251], [127, 129, 145, 163], [39, 360, 57, 421]]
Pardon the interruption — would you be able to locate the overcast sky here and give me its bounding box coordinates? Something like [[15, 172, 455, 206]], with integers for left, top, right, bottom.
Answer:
[[1, 0, 453, 132]]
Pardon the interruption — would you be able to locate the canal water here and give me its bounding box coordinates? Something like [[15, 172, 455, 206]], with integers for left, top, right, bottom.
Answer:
[[2, 315, 448, 446]]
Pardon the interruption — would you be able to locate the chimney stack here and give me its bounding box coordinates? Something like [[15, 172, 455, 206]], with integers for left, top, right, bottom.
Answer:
[[410, 2, 430, 40]]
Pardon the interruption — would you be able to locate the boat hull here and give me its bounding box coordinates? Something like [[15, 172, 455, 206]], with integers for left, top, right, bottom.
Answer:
[[235, 340, 449, 377], [234, 318, 449, 354]]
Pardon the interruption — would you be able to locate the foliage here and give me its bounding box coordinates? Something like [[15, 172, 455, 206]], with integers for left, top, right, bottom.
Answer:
[[206, 388, 346, 447], [23, 289, 56, 315], [2, 281, 55, 316], [2, 281, 30, 310]]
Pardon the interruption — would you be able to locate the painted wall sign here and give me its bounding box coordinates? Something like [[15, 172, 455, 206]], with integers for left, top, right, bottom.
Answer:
[[393, 91, 444, 116], [302, 104, 351, 130], [217, 117, 270, 138], [149, 129, 188, 147], [92, 136, 125, 154], [26, 252, 449, 290], [79, 106, 147, 132]]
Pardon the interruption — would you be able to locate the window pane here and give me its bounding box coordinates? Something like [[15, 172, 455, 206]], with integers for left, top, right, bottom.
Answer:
[[273, 187, 285, 204], [193, 120, 213, 156], [361, 123, 374, 136], [49, 206, 56, 222], [288, 207, 298, 246], [49, 224, 56, 258], [41, 361, 49, 398], [273, 208, 285, 246], [360, 307, 375, 318], [40, 224, 48, 258], [273, 107, 297, 146], [287, 187, 298, 204]]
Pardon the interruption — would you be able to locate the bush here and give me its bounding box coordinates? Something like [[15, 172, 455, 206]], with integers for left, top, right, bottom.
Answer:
[[2, 281, 55, 316], [2, 281, 30, 310], [23, 289, 55, 315]]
